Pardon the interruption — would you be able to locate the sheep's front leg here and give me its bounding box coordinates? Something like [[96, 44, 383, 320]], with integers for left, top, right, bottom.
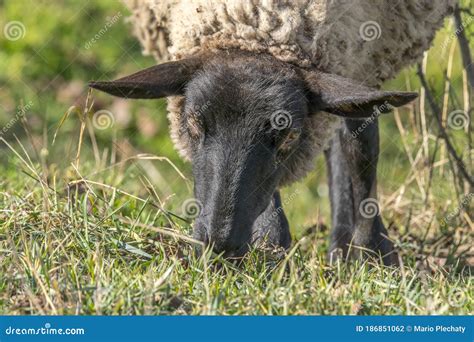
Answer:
[[252, 191, 291, 250], [325, 118, 396, 265]]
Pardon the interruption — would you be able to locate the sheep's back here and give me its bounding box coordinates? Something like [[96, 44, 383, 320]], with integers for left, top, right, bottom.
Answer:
[[124, 0, 454, 86]]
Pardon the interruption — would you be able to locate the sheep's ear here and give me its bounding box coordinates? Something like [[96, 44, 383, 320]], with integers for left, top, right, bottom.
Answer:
[[89, 56, 204, 99], [302, 70, 418, 118]]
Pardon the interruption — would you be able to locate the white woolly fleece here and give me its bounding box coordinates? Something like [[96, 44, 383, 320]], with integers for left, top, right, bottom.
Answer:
[[122, 0, 454, 184]]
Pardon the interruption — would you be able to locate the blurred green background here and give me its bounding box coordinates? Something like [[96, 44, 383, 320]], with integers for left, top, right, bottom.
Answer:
[[0, 0, 472, 237]]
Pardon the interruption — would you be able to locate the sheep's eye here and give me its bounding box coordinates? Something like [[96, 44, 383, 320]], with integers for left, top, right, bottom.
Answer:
[[279, 129, 301, 151], [187, 112, 203, 140]]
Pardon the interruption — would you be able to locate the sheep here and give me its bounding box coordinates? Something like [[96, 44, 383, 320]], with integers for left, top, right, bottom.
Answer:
[[90, 0, 455, 264]]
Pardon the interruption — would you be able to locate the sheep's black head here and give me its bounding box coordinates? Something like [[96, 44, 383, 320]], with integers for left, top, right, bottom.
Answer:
[[89, 51, 417, 258]]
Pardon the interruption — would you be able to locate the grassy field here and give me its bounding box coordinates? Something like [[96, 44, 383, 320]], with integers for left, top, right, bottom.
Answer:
[[0, 1, 473, 315]]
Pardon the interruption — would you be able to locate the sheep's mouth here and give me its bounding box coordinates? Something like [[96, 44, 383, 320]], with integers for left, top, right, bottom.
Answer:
[[194, 233, 251, 260], [220, 244, 250, 260]]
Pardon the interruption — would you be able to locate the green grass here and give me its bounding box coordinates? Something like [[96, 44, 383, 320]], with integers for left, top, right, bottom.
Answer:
[[0, 179, 471, 315], [0, 129, 472, 315], [0, 0, 473, 315]]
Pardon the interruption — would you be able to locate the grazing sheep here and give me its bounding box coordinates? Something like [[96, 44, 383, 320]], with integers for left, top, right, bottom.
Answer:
[[90, 0, 454, 264]]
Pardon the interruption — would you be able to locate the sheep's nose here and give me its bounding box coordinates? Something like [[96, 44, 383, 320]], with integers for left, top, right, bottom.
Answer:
[[193, 213, 253, 258], [208, 231, 250, 258], [223, 246, 248, 259]]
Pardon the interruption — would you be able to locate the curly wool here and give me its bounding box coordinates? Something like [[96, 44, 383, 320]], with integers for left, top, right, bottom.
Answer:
[[122, 0, 454, 184]]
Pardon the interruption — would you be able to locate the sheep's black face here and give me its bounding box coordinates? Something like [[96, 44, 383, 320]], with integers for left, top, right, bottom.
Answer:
[[182, 59, 306, 257], [89, 50, 417, 259]]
